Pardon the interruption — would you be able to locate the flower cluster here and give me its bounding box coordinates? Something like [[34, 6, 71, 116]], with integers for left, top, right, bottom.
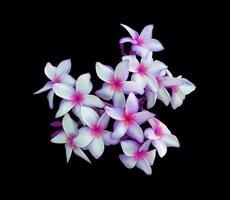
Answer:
[[34, 24, 195, 175]]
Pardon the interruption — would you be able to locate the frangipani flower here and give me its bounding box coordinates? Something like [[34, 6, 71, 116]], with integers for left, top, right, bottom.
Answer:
[[34, 59, 75, 109], [95, 60, 144, 106], [120, 24, 164, 57], [144, 117, 180, 158], [51, 114, 91, 163], [119, 140, 156, 175], [53, 73, 104, 118], [75, 106, 118, 159], [105, 93, 154, 143]]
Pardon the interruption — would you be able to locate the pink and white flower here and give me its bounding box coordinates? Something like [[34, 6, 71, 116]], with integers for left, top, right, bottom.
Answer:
[[34, 59, 75, 109], [144, 117, 180, 158], [51, 114, 91, 163], [53, 73, 104, 118], [120, 24, 164, 57], [119, 140, 156, 175], [105, 93, 154, 143]]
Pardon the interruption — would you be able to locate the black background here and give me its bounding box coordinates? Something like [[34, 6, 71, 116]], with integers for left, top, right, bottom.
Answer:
[[7, 1, 224, 197]]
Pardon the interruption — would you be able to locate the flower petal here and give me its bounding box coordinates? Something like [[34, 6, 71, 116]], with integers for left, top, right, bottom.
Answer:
[[65, 144, 72, 163], [47, 90, 54, 109], [145, 149, 156, 166], [152, 140, 167, 158], [88, 137, 104, 159], [53, 83, 75, 100], [149, 60, 168, 76], [127, 123, 144, 143], [134, 111, 154, 125], [55, 100, 74, 118], [56, 59, 71, 76], [51, 131, 66, 143], [146, 90, 157, 109], [96, 62, 114, 83], [75, 127, 93, 148], [179, 78, 196, 95], [113, 91, 125, 108], [95, 83, 114, 100], [44, 62, 56, 80], [119, 155, 137, 169], [162, 134, 180, 148], [81, 106, 99, 128], [146, 38, 164, 52], [171, 91, 185, 109], [157, 86, 171, 106], [114, 60, 129, 81], [122, 55, 139, 72], [105, 106, 123, 120], [60, 74, 75, 86], [122, 81, 144, 95], [111, 121, 128, 139], [120, 37, 134, 44], [133, 45, 149, 58], [120, 24, 139, 39], [76, 73, 93, 95], [62, 113, 77, 135], [83, 95, 104, 108], [140, 24, 153, 40], [97, 112, 110, 129], [136, 159, 152, 175], [34, 81, 52, 94], [146, 75, 158, 92], [160, 77, 181, 87], [131, 73, 147, 88], [144, 128, 160, 140], [102, 130, 119, 146], [73, 147, 91, 163], [125, 93, 139, 114], [139, 140, 152, 152], [121, 140, 139, 157]]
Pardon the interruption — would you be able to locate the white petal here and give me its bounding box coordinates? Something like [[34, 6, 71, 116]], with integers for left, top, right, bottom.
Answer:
[[133, 45, 149, 58], [144, 128, 160, 140], [161, 77, 181, 87], [120, 37, 134, 44], [76, 73, 93, 95], [73, 147, 91, 163], [127, 123, 144, 143], [125, 93, 139, 114], [145, 149, 156, 166], [62, 113, 77, 134], [119, 155, 137, 169], [139, 140, 151, 152], [171, 91, 185, 109], [56, 59, 71, 76], [120, 140, 139, 157], [162, 134, 180, 148], [55, 100, 74, 118], [44, 62, 56, 80], [34, 81, 52, 94], [179, 78, 196, 95], [105, 106, 123, 120], [114, 60, 129, 81], [113, 91, 125, 108], [152, 140, 167, 158], [102, 130, 119, 146], [120, 24, 139, 39], [159, 121, 171, 135], [96, 62, 114, 83], [81, 106, 99, 128], [146, 75, 158, 93], [47, 90, 54, 109], [146, 90, 157, 109], [83, 95, 104, 108], [149, 60, 168, 76], [140, 24, 153, 40], [75, 127, 93, 148], [136, 159, 152, 175], [97, 112, 110, 129], [72, 106, 85, 125], [141, 52, 154, 68], [122, 55, 139, 72], [51, 131, 66, 143], [157, 86, 171, 106], [95, 83, 114, 100], [112, 121, 128, 139], [122, 81, 144, 95], [65, 144, 72, 163], [146, 38, 164, 52], [131, 73, 147, 88], [88, 137, 104, 159], [60, 74, 75, 86], [53, 83, 74, 100]]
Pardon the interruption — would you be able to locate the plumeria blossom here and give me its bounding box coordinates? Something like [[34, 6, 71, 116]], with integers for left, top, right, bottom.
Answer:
[[144, 117, 180, 158], [105, 93, 154, 143], [51, 114, 91, 163], [53, 73, 104, 118], [120, 24, 164, 57], [34, 59, 75, 109], [95, 60, 144, 106], [119, 140, 156, 175]]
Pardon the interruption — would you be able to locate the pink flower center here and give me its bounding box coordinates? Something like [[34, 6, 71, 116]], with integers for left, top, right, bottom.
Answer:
[[171, 86, 178, 92], [66, 134, 77, 148], [71, 92, 84, 105], [134, 151, 147, 160], [91, 124, 104, 137], [122, 112, 135, 125], [137, 63, 148, 76], [135, 37, 144, 46], [52, 76, 61, 84], [155, 126, 164, 138], [109, 78, 123, 91]]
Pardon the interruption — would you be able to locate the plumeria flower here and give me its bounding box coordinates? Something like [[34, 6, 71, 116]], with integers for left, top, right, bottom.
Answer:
[[53, 73, 104, 119], [95, 60, 144, 107], [119, 140, 156, 175], [144, 117, 180, 158], [51, 114, 91, 163], [120, 24, 164, 57], [105, 93, 154, 143], [34, 59, 75, 109], [75, 106, 119, 159]]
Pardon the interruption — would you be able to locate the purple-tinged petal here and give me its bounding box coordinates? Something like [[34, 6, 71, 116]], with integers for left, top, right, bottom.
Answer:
[[144, 128, 160, 140], [44, 62, 56, 80], [145, 149, 156, 166], [120, 37, 134, 44], [140, 24, 153, 40], [127, 123, 144, 143], [47, 90, 54, 109], [73, 147, 91, 163], [133, 45, 149, 58], [139, 140, 151, 152], [141, 52, 154, 68], [102, 130, 119, 146], [111, 121, 128, 139], [149, 60, 168, 76], [105, 106, 123, 120], [50, 121, 62, 127], [125, 93, 139, 114], [60, 74, 75, 86], [146, 38, 164, 52], [56, 59, 71, 76], [95, 83, 114, 101], [83, 95, 104, 108], [51, 129, 63, 138], [65, 144, 72, 163], [81, 106, 99, 128], [62, 113, 77, 135], [75, 127, 93, 148], [88, 137, 104, 159], [136, 159, 152, 175], [76, 73, 93, 95], [53, 83, 75, 100], [179, 78, 196, 95], [51, 131, 66, 143], [119, 154, 137, 169], [162, 134, 180, 148], [113, 91, 125, 108], [171, 91, 185, 109], [122, 55, 139, 72], [146, 75, 158, 93], [72, 106, 85, 125], [114, 60, 129, 81], [152, 140, 167, 158], [122, 81, 144, 95], [96, 62, 114, 83], [157, 86, 171, 106], [55, 100, 74, 118], [146, 90, 157, 109], [121, 140, 139, 157], [97, 112, 110, 129], [34, 81, 52, 94], [120, 24, 139, 39], [159, 121, 171, 135], [161, 77, 181, 87]]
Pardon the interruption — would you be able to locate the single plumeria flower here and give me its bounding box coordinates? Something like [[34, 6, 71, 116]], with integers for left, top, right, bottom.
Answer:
[[51, 114, 91, 163], [53, 73, 104, 119], [119, 140, 156, 175], [95, 60, 144, 107], [144, 117, 180, 158], [34, 59, 75, 109], [120, 24, 164, 57], [105, 93, 154, 143], [75, 106, 119, 159]]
